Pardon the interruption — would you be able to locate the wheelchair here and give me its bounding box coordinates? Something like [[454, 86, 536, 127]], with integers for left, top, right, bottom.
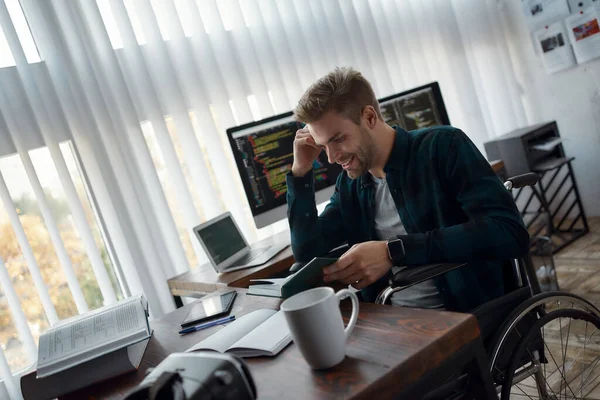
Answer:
[[374, 173, 600, 399]]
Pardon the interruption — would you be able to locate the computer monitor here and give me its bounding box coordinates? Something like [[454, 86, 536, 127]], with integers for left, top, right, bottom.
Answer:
[[378, 82, 450, 129], [226, 82, 450, 229], [227, 112, 343, 229]]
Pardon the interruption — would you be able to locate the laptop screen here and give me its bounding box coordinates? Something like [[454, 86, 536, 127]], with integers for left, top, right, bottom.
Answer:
[[196, 216, 246, 265]]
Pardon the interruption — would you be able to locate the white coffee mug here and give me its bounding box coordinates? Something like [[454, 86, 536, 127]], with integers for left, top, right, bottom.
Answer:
[[280, 286, 359, 370]]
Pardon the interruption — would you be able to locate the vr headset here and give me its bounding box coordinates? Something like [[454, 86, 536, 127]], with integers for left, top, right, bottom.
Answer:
[[124, 352, 256, 400]]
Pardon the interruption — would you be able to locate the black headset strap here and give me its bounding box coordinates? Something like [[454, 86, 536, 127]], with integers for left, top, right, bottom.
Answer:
[[123, 372, 185, 400]]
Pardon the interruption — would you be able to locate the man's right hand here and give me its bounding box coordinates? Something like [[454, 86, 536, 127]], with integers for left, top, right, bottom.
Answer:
[[291, 127, 322, 177]]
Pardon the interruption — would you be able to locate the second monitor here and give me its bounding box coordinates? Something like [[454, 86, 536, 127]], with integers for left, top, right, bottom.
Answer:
[[378, 81, 450, 129]]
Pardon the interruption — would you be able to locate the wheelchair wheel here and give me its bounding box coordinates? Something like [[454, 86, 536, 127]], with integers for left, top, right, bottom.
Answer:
[[488, 292, 600, 399]]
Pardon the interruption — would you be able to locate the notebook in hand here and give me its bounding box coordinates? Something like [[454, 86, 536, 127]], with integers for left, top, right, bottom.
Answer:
[[186, 309, 291, 357], [247, 257, 338, 299]]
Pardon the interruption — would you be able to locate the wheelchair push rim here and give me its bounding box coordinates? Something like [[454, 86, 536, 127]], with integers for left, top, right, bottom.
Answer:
[[502, 307, 600, 399], [488, 292, 600, 399], [490, 292, 600, 373]]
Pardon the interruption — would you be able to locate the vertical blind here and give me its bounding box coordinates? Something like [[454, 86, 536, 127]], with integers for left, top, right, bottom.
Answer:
[[0, 0, 529, 397]]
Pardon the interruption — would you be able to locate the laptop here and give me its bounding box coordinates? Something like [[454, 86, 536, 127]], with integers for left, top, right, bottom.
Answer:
[[193, 212, 289, 273]]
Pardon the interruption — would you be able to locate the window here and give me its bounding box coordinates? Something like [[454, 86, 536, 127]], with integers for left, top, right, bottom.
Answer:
[[0, 142, 123, 373], [149, 0, 171, 41], [141, 119, 202, 268], [96, 0, 124, 49], [0, 25, 16, 68], [4, 0, 40, 63], [216, 0, 235, 31], [173, 0, 195, 37], [123, 0, 146, 45], [140, 111, 235, 269]]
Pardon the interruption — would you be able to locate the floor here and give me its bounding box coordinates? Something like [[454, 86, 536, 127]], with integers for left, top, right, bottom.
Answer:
[[510, 217, 600, 399], [554, 217, 600, 306]]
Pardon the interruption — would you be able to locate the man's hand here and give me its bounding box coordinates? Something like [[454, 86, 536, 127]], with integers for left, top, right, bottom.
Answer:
[[291, 127, 321, 177], [322, 241, 393, 290]]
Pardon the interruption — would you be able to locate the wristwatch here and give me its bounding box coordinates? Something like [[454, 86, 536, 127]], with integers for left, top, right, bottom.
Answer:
[[386, 238, 406, 263]]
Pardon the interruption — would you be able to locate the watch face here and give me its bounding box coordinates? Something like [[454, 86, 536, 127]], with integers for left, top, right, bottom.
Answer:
[[388, 239, 405, 260]]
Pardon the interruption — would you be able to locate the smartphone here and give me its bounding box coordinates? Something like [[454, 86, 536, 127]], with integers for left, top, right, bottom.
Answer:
[[180, 290, 237, 328]]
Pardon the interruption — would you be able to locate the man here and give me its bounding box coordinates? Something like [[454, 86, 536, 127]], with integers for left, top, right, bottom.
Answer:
[[286, 67, 529, 312]]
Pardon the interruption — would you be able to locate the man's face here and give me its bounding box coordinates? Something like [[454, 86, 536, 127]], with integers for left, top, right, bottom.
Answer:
[[308, 111, 376, 179]]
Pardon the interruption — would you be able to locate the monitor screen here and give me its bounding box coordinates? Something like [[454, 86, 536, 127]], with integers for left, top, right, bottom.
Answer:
[[378, 82, 450, 129], [227, 112, 342, 228], [195, 216, 246, 265]]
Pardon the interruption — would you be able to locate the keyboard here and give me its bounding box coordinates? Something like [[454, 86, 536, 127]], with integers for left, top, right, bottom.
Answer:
[[236, 247, 268, 264]]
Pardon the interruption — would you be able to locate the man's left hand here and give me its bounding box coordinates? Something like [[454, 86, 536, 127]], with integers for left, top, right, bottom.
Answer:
[[323, 241, 393, 290]]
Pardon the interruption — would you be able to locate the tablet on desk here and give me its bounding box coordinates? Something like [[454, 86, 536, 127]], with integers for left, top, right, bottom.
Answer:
[[181, 290, 237, 328]]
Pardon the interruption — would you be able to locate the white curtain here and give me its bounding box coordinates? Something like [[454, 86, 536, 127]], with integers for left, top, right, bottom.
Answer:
[[0, 0, 531, 396]]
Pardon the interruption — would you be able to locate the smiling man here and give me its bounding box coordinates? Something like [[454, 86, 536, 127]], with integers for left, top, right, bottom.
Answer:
[[286, 67, 529, 312]]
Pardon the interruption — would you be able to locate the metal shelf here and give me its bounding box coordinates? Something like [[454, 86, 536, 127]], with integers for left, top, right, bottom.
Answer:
[[514, 158, 589, 254]]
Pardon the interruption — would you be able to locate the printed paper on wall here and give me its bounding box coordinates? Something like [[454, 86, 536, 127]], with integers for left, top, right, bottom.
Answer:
[[534, 21, 577, 73], [565, 4, 600, 63]]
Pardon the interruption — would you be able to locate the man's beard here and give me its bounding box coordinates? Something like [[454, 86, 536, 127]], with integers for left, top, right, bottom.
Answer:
[[346, 126, 376, 179]]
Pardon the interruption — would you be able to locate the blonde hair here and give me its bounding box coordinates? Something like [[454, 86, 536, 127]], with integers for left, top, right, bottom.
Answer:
[[294, 67, 382, 124]]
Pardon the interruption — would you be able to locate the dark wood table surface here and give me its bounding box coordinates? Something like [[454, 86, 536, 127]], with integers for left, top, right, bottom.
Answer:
[[39, 288, 485, 400], [167, 231, 295, 295]]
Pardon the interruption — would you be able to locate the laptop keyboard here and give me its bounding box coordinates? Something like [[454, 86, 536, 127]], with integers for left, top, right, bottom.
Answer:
[[237, 247, 268, 264]]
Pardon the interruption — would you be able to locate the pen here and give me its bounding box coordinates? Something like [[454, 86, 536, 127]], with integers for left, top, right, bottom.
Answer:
[[178, 315, 235, 335]]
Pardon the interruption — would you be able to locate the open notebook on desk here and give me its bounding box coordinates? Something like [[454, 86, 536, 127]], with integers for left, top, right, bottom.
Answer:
[[186, 309, 291, 357]]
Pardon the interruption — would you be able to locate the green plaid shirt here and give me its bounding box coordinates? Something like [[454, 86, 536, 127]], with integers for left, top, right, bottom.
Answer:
[[286, 126, 529, 312]]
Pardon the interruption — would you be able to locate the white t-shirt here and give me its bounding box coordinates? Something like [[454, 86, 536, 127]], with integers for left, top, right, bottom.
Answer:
[[371, 175, 444, 309]]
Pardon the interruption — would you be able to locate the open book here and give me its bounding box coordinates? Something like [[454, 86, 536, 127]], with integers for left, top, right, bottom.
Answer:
[[23, 339, 149, 400], [36, 295, 151, 378], [186, 309, 291, 357]]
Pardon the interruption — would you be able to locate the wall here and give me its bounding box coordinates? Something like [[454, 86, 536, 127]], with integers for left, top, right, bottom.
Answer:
[[500, 0, 600, 217]]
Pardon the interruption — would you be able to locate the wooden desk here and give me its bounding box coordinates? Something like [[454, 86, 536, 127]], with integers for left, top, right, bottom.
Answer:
[[25, 289, 495, 399], [168, 231, 295, 302]]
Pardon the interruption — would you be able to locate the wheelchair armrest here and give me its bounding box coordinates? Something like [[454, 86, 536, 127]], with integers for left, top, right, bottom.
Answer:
[[390, 263, 467, 288]]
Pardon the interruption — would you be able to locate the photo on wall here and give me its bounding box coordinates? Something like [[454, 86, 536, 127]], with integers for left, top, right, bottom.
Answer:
[[541, 32, 566, 52], [572, 18, 600, 41], [531, 3, 544, 16]]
